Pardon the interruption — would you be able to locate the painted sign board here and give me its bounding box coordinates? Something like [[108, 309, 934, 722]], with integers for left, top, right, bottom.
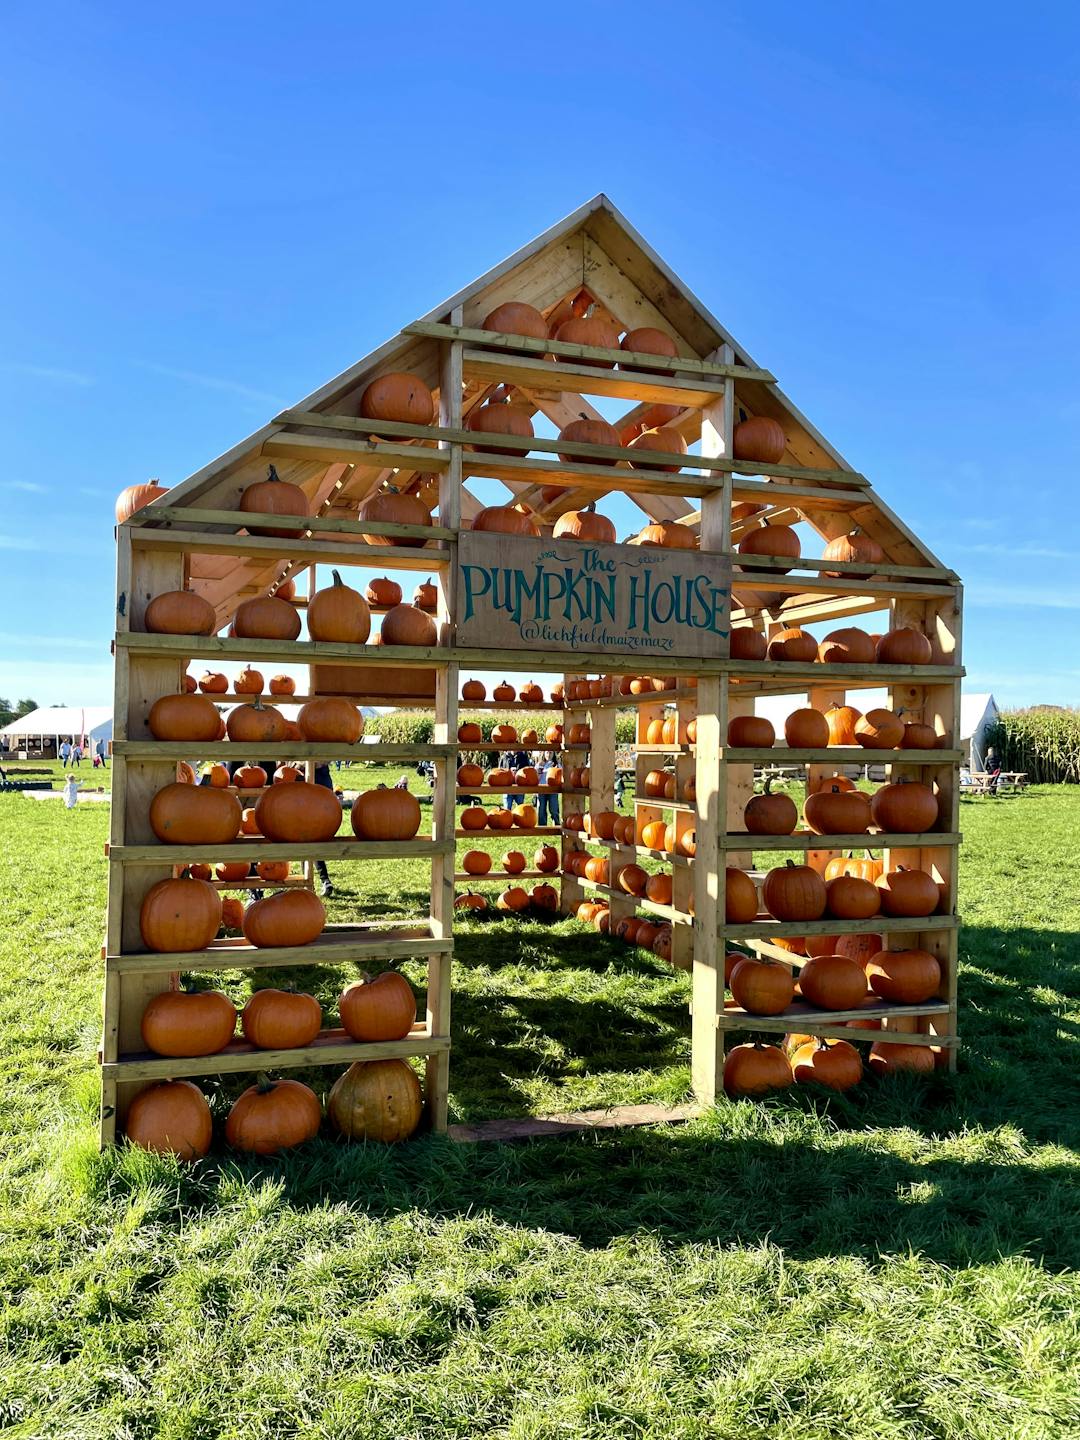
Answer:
[[455, 533, 731, 660]]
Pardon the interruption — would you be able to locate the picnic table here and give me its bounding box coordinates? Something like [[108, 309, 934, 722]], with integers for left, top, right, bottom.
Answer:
[[962, 770, 1028, 796]]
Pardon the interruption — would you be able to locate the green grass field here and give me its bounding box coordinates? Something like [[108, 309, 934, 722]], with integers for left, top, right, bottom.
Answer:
[[0, 783, 1078, 1437]]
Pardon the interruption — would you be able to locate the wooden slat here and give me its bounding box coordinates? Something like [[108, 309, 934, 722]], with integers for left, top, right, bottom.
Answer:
[[107, 925, 450, 973], [723, 831, 960, 850], [110, 839, 453, 864], [130, 505, 455, 542], [113, 741, 457, 761], [720, 746, 964, 763], [105, 1027, 449, 1079], [721, 914, 958, 938], [262, 433, 451, 470], [405, 321, 776, 381], [130, 528, 448, 571]]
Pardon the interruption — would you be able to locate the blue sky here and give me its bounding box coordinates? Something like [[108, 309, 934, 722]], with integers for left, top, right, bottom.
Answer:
[[1, 1, 1078, 710]]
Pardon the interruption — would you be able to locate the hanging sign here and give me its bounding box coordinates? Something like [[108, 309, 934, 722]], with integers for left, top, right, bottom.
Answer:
[[454, 532, 730, 659]]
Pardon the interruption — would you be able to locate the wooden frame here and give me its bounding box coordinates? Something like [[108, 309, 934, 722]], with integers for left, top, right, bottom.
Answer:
[[102, 198, 963, 1145]]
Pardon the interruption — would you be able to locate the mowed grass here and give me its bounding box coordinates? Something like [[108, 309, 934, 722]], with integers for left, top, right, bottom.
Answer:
[[0, 785, 1078, 1437]]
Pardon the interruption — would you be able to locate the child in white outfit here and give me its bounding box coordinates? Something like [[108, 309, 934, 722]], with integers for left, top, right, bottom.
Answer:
[[63, 774, 79, 809]]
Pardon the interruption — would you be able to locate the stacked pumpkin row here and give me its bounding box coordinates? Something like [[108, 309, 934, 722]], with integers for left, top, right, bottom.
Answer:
[[743, 778, 941, 837], [460, 804, 549, 833], [126, 1054, 424, 1160], [575, 902, 676, 961], [730, 624, 936, 667], [454, 884, 559, 915], [721, 1032, 936, 1100], [566, 810, 697, 857], [724, 941, 942, 1019], [462, 845, 560, 877], [735, 523, 910, 580], [725, 859, 944, 925], [146, 780, 422, 847], [141, 872, 327, 953]]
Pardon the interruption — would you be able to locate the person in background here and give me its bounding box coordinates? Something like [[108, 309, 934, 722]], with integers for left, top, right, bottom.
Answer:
[[62, 773, 80, 809], [313, 761, 337, 896], [393, 773, 410, 791], [71, 742, 82, 767], [536, 754, 560, 828], [984, 746, 1002, 792], [58, 739, 71, 769], [614, 770, 626, 809], [96, 737, 107, 767]]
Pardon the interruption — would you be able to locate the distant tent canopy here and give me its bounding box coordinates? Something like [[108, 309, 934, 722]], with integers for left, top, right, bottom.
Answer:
[[0, 706, 113, 752]]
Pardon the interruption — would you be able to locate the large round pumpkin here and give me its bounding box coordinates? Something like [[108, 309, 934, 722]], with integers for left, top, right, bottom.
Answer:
[[726, 867, 759, 922], [149, 784, 242, 845], [144, 589, 216, 636], [225, 1076, 322, 1153], [147, 693, 222, 743], [737, 524, 800, 573], [233, 596, 301, 641], [557, 416, 621, 465], [328, 1059, 423, 1143], [636, 519, 698, 550], [621, 326, 679, 367], [553, 504, 617, 543], [767, 627, 818, 663], [870, 780, 939, 833], [730, 956, 795, 1016], [139, 874, 222, 953], [866, 948, 941, 1003], [818, 628, 875, 665], [825, 705, 862, 746], [877, 627, 934, 665], [340, 972, 416, 1041], [761, 863, 827, 922], [728, 715, 775, 748], [115, 480, 169, 524], [791, 1038, 863, 1091], [481, 300, 549, 343], [798, 954, 868, 1010], [463, 849, 492, 875], [627, 428, 688, 472], [821, 527, 885, 579], [875, 866, 940, 917], [360, 372, 435, 426], [307, 569, 372, 642], [380, 603, 438, 647], [855, 709, 905, 749], [554, 313, 621, 362], [803, 784, 872, 836], [744, 781, 798, 836], [732, 415, 785, 464], [723, 1042, 793, 1098], [358, 487, 432, 547], [472, 504, 540, 537], [298, 698, 363, 744], [784, 708, 830, 748], [367, 576, 402, 608], [242, 888, 326, 948], [729, 626, 767, 661], [255, 782, 342, 842], [825, 874, 881, 920], [239, 465, 309, 538], [466, 399, 535, 456], [226, 698, 288, 745], [124, 1079, 211, 1159], [352, 786, 422, 841], [140, 989, 237, 1057]]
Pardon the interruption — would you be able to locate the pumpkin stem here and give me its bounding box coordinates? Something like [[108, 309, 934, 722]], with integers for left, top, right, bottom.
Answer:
[[266, 464, 280, 482], [255, 1072, 276, 1094], [331, 569, 345, 587]]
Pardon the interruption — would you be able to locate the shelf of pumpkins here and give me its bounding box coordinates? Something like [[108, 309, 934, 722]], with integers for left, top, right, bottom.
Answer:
[[104, 295, 964, 1153]]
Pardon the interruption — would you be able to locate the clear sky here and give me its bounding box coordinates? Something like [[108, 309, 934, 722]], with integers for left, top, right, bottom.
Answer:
[[2, 2, 1077, 711]]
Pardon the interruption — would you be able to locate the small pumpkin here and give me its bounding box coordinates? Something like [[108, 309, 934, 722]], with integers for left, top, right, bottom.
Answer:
[[723, 1042, 793, 1098], [635, 519, 698, 550], [307, 569, 372, 642], [639, 819, 668, 851], [328, 1059, 423, 1143], [726, 868, 759, 923], [466, 399, 535, 455], [413, 577, 438, 611], [225, 1076, 322, 1154], [241, 990, 322, 1049], [744, 779, 798, 836], [144, 589, 216, 637], [234, 764, 268, 789], [553, 503, 617, 543], [554, 312, 621, 362], [627, 427, 688, 472], [255, 860, 289, 881], [497, 886, 530, 912], [239, 464, 309, 538], [621, 326, 679, 367], [243, 889, 326, 948], [462, 849, 492, 875], [199, 670, 228, 694], [502, 850, 527, 875], [141, 989, 237, 1057], [901, 719, 939, 750], [535, 844, 559, 873], [825, 851, 883, 883], [457, 722, 482, 744], [234, 666, 264, 695], [487, 809, 514, 831], [616, 863, 648, 896], [461, 678, 486, 702], [351, 786, 421, 841], [380, 603, 437, 647], [340, 972, 416, 1041], [531, 883, 559, 911], [124, 1080, 211, 1159], [557, 415, 622, 465], [455, 890, 488, 912], [481, 300, 548, 343], [366, 576, 402, 608]]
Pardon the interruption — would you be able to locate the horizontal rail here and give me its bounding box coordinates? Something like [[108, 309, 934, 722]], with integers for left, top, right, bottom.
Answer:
[[112, 741, 457, 761], [108, 839, 453, 864], [106, 925, 449, 973], [724, 831, 961, 850], [129, 528, 447, 570], [104, 1027, 449, 1080], [129, 505, 454, 542]]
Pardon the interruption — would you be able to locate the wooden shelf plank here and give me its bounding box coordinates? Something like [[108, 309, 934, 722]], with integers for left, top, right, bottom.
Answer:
[[456, 786, 562, 796], [129, 506, 455, 542], [113, 741, 457, 761], [463, 347, 730, 408], [107, 925, 449, 973], [262, 433, 452, 471], [404, 321, 777, 381], [717, 1001, 955, 1042], [722, 746, 963, 763], [720, 914, 959, 938], [461, 453, 724, 500], [455, 826, 562, 838], [109, 839, 453, 864], [105, 1027, 449, 1080], [732, 553, 957, 583], [453, 870, 555, 882], [725, 831, 960, 850], [129, 528, 448, 571]]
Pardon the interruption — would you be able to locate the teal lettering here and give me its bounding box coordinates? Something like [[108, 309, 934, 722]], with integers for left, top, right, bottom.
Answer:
[[461, 565, 491, 623]]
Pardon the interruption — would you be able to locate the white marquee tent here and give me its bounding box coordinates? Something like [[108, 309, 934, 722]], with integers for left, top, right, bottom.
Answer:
[[0, 707, 113, 755]]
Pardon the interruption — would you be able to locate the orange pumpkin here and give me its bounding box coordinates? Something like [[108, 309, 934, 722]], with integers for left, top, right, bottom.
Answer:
[[825, 875, 881, 920], [854, 709, 905, 749], [744, 780, 798, 836], [225, 1077, 322, 1154], [866, 948, 941, 1004], [351, 786, 422, 841], [234, 666, 264, 695], [233, 596, 301, 641], [243, 889, 326, 948], [821, 527, 885, 580], [226, 698, 288, 745], [868, 1041, 936, 1076], [799, 954, 868, 1010], [115, 480, 168, 524], [239, 465, 309, 538], [307, 569, 372, 642], [557, 415, 622, 465], [358, 486, 432, 547], [141, 989, 237, 1057], [380, 603, 437, 647], [367, 576, 402, 608], [234, 765, 268, 789], [767, 627, 818, 663], [870, 780, 939, 833], [790, 1038, 863, 1092], [627, 428, 688, 472], [552, 504, 617, 543], [738, 524, 800, 573], [497, 886, 530, 912], [728, 715, 775, 748], [124, 1080, 211, 1159], [298, 698, 364, 744], [531, 883, 559, 911], [255, 782, 342, 842], [803, 784, 872, 836], [825, 705, 862, 746], [875, 866, 940, 917], [466, 399, 535, 455], [149, 784, 242, 845], [818, 628, 876, 665], [199, 670, 228, 694], [359, 372, 435, 426], [147, 694, 222, 744], [877, 628, 934, 665], [729, 956, 795, 1016], [340, 972, 416, 1041], [481, 300, 548, 344], [144, 589, 216, 637], [139, 874, 222, 953], [784, 708, 830, 749], [461, 678, 486, 702], [761, 863, 827, 922], [241, 990, 322, 1049], [732, 415, 786, 464], [723, 1043, 793, 1098], [635, 519, 698, 550]]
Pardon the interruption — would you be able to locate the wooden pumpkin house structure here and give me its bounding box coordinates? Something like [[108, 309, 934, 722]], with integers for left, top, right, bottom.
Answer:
[[103, 194, 963, 1143]]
